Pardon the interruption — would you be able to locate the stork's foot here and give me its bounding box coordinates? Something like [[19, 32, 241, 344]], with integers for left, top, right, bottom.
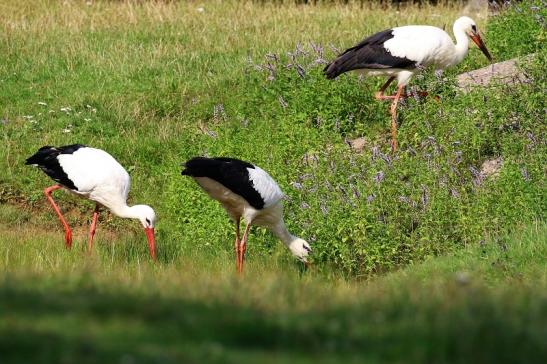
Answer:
[[376, 90, 437, 101], [64, 230, 73, 248], [389, 85, 404, 153], [390, 137, 398, 153], [375, 92, 400, 100], [44, 184, 73, 249], [87, 204, 100, 253], [236, 223, 251, 275], [237, 244, 247, 274]]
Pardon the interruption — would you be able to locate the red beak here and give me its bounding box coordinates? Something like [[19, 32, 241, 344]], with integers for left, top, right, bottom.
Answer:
[[470, 33, 493, 62], [144, 227, 156, 261]]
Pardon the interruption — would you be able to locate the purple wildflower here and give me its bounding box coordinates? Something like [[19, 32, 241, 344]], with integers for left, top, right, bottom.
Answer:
[[295, 43, 308, 57], [309, 41, 324, 58], [278, 96, 288, 109], [315, 116, 321, 127], [296, 64, 306, 79], [371, 146, 380, 160], [469, 166, 483, 186], [213, 104, 227, 123], [380, 153, 392, 166], [265, 53, 279, 63], [421, 185, 429, 207], [328, 43, 340, 54], [521, 168, 530, 181], [399, 196, 411, 204], [291, 182, 303, 190], [454, 151, 463, 164], [374, 171, 385, 184], [320, 202, 329, 216]]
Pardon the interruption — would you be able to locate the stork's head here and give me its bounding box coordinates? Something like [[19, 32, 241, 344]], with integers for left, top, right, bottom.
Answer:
[[455, 16, 493, 62], [133, 204, 156, 229], [288, 237, 312, 265], [132, 204, 157, 260]]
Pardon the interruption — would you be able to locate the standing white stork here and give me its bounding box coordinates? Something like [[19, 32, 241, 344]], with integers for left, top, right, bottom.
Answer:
[[324, 16, 492, 151], [181, 157, 311, 273], [26, 144, 157, 259]]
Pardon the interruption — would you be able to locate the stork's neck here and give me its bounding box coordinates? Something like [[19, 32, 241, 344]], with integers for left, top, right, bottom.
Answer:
[[270, 220, 298, 247], [109, 203, 142, 220], [452, 23, 470, 66]]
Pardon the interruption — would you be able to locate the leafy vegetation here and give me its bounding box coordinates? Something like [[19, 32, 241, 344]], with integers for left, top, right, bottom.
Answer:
[[0, 1, 545, 361], [2, 0, 543, 274]]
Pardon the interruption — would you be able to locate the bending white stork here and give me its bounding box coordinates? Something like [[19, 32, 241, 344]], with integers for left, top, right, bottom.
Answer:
[[324, 16, 493, 151], [26, 144, 157, 259], [181, 157, 311, 273]]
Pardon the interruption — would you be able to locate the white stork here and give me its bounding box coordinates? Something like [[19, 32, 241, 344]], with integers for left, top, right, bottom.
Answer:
[[26, 144, 157, 259], [324, 16, 493, 151], [181, 157, 311, 273]]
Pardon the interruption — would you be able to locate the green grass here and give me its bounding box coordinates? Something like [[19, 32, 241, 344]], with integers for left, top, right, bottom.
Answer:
[[1, 220, 545, 363], [0, 0, 546, 362], [3, 0, 545, 274]]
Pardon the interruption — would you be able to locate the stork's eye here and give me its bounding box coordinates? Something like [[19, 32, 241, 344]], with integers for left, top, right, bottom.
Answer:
[[471, 25, 477, 32], [145, 218, 151, 225]]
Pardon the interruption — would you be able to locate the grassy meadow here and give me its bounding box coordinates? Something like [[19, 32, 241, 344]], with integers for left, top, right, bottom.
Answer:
[[0, 0, 545, 362]]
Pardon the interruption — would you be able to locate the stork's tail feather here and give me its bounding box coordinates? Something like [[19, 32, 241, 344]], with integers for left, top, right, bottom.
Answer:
[[25, 144, 86, 166], [323, 51, 356, 80], [25, 146, 56, 165], [181, 157, 218, 177], [323, 62, 338, 79]]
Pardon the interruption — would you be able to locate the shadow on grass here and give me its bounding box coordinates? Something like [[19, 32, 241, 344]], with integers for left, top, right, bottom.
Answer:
[[1, 276, 546, 364]]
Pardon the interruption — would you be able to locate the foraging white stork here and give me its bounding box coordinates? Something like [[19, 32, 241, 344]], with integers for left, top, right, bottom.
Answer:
[[25, 144, 157, 259], [181, 157, 311, 273], [324, 16, 493, 151]]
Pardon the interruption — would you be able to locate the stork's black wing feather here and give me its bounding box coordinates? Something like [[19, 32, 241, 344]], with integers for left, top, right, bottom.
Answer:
[[25, 144, 86, 190], [181, 157, 265, 209], [324, 29, 416, 79]]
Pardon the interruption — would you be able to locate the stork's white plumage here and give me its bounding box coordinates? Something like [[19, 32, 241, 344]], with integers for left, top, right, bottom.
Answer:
[[182, 157, 311, 273], [26, 144, 157, 259], [324, 16, 492, 151]]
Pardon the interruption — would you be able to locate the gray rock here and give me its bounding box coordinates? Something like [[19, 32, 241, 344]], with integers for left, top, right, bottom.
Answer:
[[480, 157, 503, 179], [457, 55, 533, 93], [349, 137, 367, 153]]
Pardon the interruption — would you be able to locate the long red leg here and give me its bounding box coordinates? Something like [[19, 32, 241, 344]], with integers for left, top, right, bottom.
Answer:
[[234, 218, 241, 272], [237, 223, 252, 274], [390, 85, 405, 153], [374, 76, 396, 100], [87, 204, 100, 253], [44, 185, 72, 248]]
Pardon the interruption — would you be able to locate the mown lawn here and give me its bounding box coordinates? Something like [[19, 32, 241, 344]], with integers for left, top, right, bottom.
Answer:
[[0, 0, 545, 362]]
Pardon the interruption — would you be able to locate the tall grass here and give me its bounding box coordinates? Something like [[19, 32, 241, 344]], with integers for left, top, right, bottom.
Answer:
[[1, 219, 545, 363]]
